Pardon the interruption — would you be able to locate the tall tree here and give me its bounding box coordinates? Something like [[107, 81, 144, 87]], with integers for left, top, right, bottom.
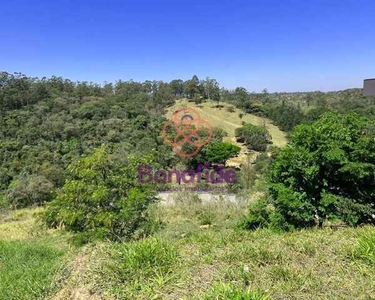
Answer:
[[169, 79, 184, 98], [203, 77, 220, 102], [184, 75, 200, 99]]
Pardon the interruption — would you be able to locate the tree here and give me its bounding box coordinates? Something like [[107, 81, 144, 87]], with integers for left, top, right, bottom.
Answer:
[[5, 174, 54, 208], [42, 145, 157, 242], [235, 123, 271, 151], [265, 104, 304, 132], [234, 87, 248, 107], [205, 142, 240, 166], [269, 112, 375, 229], [184, 75, 200, 99], [170, 79, 184, 98], [203, 77, 220, 102]]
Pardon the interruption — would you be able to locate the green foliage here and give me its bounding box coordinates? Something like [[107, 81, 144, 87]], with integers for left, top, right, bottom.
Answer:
[[235, 123, 271, 151], [42, 145, 157, 242], [352, 228, 375, 265], [205, 142, 241, 165], [253, 147, 280, 175], [264, 104, 304, 132], [0, 72, 176, 198], [200, 283, 269, 300], [237, 199, 272, 230], [0, 240, 65, 300], [268, 184, 316, 230], [110, 238, 178, 283], [5, 174, 54, 208], [269, 112, 375, 229]]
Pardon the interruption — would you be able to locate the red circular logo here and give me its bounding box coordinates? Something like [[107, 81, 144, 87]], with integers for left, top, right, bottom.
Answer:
[[162, 107, 213, 158]]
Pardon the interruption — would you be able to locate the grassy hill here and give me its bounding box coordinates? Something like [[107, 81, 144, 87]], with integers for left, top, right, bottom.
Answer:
[[166, 99, 287, 166]]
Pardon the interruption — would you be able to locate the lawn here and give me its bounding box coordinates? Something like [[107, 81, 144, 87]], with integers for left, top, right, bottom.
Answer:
[[70, 193, 375, 300], [1, 196, 375, 299], [0, 208, 72, 300]]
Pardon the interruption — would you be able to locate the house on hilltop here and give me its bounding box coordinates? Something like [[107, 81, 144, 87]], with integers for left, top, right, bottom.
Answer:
[[363, 78, 375, 96]]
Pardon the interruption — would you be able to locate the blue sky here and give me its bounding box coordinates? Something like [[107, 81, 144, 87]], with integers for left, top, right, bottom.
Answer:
[[1, 0, 374, 92]]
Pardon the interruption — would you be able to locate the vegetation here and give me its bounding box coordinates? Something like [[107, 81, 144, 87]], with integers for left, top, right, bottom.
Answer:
[[0, 240, 65, 299], [42, 145, 157, 243], [31, 195, 375, 299], [2, 71, 375, 299], [0, 208, 71, 300], [205, 142, 241, 165], [241, 112, 375, 230], [199, 284, 269, 300], [235, 123, 271, 151]]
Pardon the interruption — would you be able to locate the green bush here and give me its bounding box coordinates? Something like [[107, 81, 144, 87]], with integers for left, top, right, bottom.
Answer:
[[237, 199, 272, 230], [205, 142, 241, 165], [235, 123, 271, 152], [269, 112, 375, 229], [5, 174, 54, 208], [42, 145, 157, 242]]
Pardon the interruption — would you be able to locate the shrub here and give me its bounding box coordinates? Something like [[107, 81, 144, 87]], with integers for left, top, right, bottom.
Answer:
[[42, 145, 157, 242], [5, 174, 54, 208], [235, 123, 271, 152], [269, 112, 375, 229], [237, 199, 272, 230], [205, 142, 241, 165]]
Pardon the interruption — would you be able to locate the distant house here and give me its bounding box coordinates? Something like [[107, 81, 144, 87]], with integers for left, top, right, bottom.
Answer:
[[363, 79, 375, 96]]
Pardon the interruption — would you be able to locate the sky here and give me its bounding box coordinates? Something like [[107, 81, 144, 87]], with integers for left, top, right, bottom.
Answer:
[[0, 0, 374, 92]]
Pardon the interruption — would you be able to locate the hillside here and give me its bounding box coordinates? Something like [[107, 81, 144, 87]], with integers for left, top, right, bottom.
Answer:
[[1, 73, 375, 299], [166, 99, 287, 166]]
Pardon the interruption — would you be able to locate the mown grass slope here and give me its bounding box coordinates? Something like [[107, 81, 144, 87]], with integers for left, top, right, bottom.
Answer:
[[166, 99, 287, 148], [166, 99, 287, 167]]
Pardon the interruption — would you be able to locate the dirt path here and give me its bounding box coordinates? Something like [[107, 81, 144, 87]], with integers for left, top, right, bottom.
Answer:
[[52, 248, 105, 300]]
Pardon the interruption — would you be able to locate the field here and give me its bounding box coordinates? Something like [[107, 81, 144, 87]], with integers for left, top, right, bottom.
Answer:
[[1, 196, 375, 300], [0, 208, 74, 299]]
